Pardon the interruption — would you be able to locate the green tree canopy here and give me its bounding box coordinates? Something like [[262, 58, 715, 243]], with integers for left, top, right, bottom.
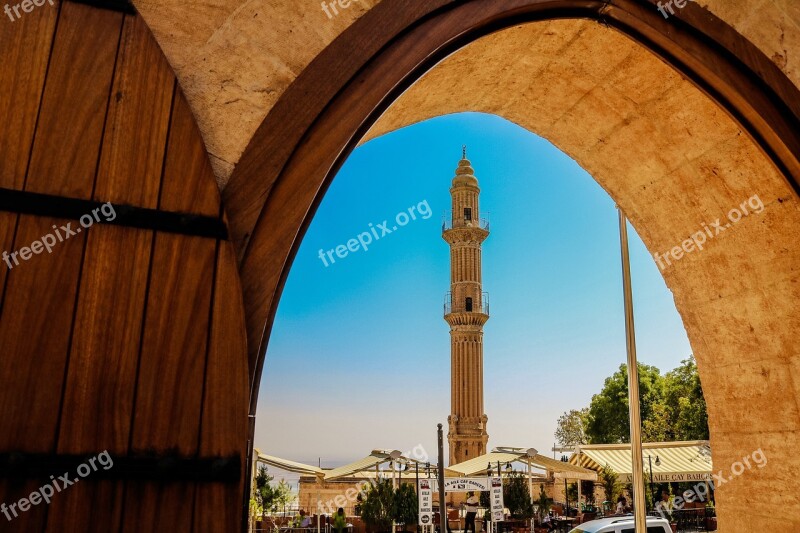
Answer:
[[273, 479, 296, 514], [584, 362, 664, 444], [535, 484, 551, 519], [392, 482, 418, 526], [599, 464, 621, 504], [555, 408, 589, 448], [253, 468, 297, 517], [504, 471, 534, 519], [253, 466, 275, 518], [360, 478, 395, 531], [664, 358, 709, 440], [567, 356, 708, 445]]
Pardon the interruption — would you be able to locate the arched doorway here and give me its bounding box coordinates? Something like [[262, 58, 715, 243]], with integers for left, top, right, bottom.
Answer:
[[227, 2, 800, 531], [0, 0, 797, 530]]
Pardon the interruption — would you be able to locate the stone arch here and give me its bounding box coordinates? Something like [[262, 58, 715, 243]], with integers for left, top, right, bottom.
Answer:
[[224, 2, 800, 530], [0, 0, 798, 530]]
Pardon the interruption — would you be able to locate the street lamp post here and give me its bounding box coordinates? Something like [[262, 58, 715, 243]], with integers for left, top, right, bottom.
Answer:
[[646, 455, 661, 512], [437, 424, 446, 530]]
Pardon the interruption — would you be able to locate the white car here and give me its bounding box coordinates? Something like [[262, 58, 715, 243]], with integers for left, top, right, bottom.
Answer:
[[568, 516, 672, 533]]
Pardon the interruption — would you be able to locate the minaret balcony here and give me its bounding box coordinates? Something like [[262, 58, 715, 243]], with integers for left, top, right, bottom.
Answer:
[[444, 291, 490, 317], [442, 213, 490, 232]]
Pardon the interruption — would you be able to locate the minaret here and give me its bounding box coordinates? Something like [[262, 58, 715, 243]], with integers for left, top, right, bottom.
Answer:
[[443, 147, 489, 465]]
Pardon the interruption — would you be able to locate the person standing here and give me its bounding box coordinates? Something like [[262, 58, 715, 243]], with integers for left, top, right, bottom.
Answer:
[[464, 492, 479, 533], [332, 507, 347, 533], [300, 510, 312, 528], [615, 496, 627, 515]]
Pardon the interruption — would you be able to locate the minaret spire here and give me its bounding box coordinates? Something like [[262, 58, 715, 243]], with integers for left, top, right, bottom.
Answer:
[[443, 152, 489, 466]]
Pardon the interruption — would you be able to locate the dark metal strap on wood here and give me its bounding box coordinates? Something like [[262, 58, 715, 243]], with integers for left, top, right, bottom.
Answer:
[[66, 0, 136, 14], [0, 187, 228, 240], [0, 452, 241, 483]]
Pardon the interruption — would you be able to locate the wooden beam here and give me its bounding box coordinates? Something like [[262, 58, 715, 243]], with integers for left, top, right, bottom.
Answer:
[[0, 452, 241, 482], [0, 187, 227, 239]]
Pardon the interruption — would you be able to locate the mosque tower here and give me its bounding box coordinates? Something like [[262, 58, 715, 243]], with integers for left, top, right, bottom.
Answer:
[[443, 147, 490, 465]]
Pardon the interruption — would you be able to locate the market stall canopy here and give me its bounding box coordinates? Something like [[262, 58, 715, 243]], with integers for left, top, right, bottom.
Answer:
[[569, 441, 713, 483], [447, 448, 597, 481], [255, 450, 325, 476]]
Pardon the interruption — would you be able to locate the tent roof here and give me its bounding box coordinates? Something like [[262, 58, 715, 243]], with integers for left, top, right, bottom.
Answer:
[[255, 449, 432, 481], [569, 441, 713, 482], [256, 451, 324, 476], [448, 449, 597, 481], [447, 452, 524, 476], [324, 450, 427, 481]]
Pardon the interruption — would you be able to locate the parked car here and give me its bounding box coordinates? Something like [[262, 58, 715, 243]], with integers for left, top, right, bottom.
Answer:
[[568, 516, 672, 533]]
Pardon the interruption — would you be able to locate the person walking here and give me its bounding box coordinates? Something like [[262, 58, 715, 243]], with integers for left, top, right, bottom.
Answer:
[[464, 492, 479, 533]]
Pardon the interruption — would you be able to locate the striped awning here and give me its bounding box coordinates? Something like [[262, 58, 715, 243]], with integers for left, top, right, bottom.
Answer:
[[533, 453, 599, 481], [447, 449, 597, 481], [569, 441, 713, 483]]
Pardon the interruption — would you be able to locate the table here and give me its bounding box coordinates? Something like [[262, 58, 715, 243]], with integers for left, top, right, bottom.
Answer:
[[495, 519, 527, 533], [550, 517, 576, 533]]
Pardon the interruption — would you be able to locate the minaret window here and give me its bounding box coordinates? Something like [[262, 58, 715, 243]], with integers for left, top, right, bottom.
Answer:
[[465, 297, 473, 312], [464, 207, 472, 221]]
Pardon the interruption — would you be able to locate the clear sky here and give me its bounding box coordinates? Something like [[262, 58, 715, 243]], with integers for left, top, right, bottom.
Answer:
[[254, 112, 692, 481]]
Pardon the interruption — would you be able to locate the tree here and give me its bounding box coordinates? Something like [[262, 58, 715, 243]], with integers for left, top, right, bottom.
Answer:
[[535, 484, 551, 520], [580, 481, 595, 505], [392, 483, 418, 528], [479, 490, 490, 509], [555, 409, 589, 448], [360, 478, 395, 532], [580, 358, 709, 445], [642, 401, 671, 442], [663, 357, 709, 440], [254, 466, 276, 518], [584, 363, 665, 444], [273, 479, 296, 515], [252, 468, 296, 519], [503, 471, 534, 519], [599, 465, 621, 504], [566, 483, 579, 504]]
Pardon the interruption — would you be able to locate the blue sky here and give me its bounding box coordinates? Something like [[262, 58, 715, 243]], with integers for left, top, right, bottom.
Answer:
[[254, 112, 691, 477]]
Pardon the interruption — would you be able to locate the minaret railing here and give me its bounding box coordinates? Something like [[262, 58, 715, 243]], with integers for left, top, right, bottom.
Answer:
[[441, 213, 490, 232], [443, 292, 489, 315]]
